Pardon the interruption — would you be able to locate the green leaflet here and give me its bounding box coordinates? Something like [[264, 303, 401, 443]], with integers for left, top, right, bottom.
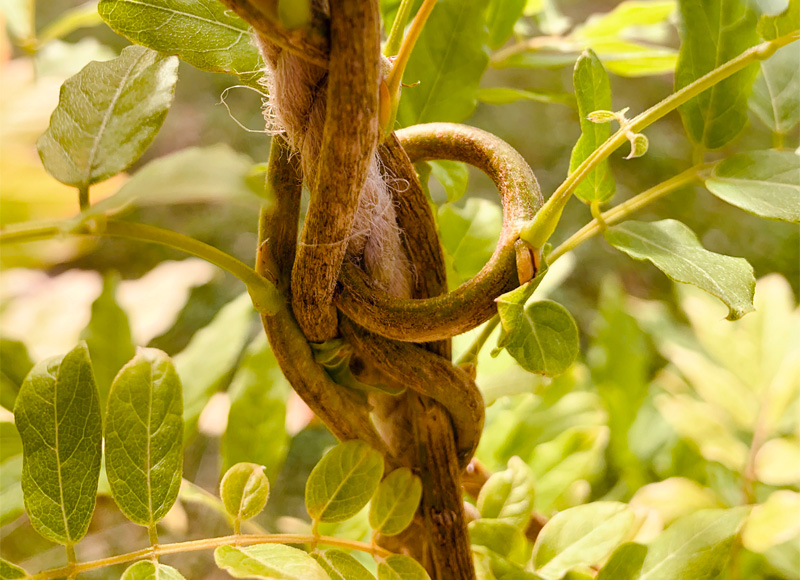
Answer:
[[468, 519, 529, 563], [705, 150, 800, 223], [0, 338, 33, 411], [477, 456, 536, 529], [741, 490, 800, 553], [305, 440, 384, 523], [758, 0, 800, 39], [637, 508, 748, 580], [486, 0, 526, 50], [675, 0, 759, 149], [531, 502, 636, 580], [215, 544, 328, 580], [14, 343, 102, 545], [569, 50, 616, 203], [0, 422, 24, 525], [377, 555, 431, 580], [604, 219, 756, 320], [430, 160, 469, 204], [477, 87, 576, 106], [438, 199, 502, 285], [312, 550, 376, 580], [397, 0, 490, 126], [121, 561, 186, 580], [750, 44, 800, 135], [37, 45, 178, 190], [105, 348, 183, 527], [596, 543, 648, 580], [98, 0, 263, 87], [369, 467, 423, 536], [80, 273, 135, 408], [220, 463, 270, 522], [0, 558, 27, 580]]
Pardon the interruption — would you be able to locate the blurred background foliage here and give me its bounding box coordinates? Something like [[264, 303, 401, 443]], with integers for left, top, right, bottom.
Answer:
[[0, 0, 798, 578]]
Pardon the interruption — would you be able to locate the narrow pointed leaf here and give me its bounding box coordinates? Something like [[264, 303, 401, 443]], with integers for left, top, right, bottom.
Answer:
[[0, 559, 27, 580], [312, 550, 376, 580], [397, 0, 489, 126], [0, 338, 33, 411], [37, 45, 178, 189], [675, 0, 759, 149], [14, 343, 102, 544], [477, 456, 536, 529], [105, 348, 183, 526], [98, 0, 263, 86], [377, 555, 431, 580], [604, 219, 755, 320], [637, 508, 748, 580], [531, 502, 636, 580], [495, 300, 579, 377], [214, 544, 328, 580], [750, 44, 800, 135], [121, 561, 186, 580], [705, 150, 800, 222], [569, 49, 615, 202], [369, 467, 422, 536], [305, 440, 384, 523], [220, 463, 270, 521]]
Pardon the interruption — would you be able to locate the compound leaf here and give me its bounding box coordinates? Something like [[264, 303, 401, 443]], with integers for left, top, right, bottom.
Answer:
[[369, 467, 422, 536], [105, 348, 183, 526], [604, 219, 755, 320], [214, 544, 328, 580], [37, 45, 178, 189], [477, 456, 536, 529], [14, 343, 102, 544], [220, 463, 270, 522]]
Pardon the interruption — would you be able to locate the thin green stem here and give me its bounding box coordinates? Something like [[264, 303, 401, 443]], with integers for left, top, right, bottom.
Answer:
[[78, 185, 90, 211], [384, 0, 416, 56], [456, 316, 500, 367], [385, 0, 437, 97], [148, 524, 159, 548], [521, 33, 799, 248], [29, 534, 394, 580], [65, 544, 77, 565], [0, 218, 282, 314], [549, 163, 711, 263]]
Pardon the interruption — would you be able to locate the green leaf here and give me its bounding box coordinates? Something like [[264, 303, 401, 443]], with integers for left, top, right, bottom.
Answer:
[[596, 543, 647, 580], [37, 45, 178, 189], [174, 292, 255, 439], [750, 44, 800, 135], [369, 467, 422, 536], [98, 0, 264, 86], [0, 558, 27, 580], [311, 550, 376, 580], [105, 348, 183, 526], [741, 490, 800, 553], [758, 0, 800, 39], [569, 50, 616, 203], [468, 519, 529, 563], [377, 555, 431, 580], [397, 0, 490, 126], [214, 544, 328, 580], [221, 335, 289, 480], [531, 502, 636, 580], [438, 199, 502, 285], [88, 145, 264, 217], [80, 273, 135, 408], [121, 561, 186, 580], [220, 463, 270, 522], [14, 343, 102, 545], [0, 338, 33, 411], [477, 456, 535, 529], [575, 1, 677, 39], [705, 150, 800, 223], [604, 219, 756, 320], [305, 440, 384, 523], [495, 300, 580, 377], [630, 478, 721, 528], [675, 0, 759, 149], [487, 0, 526, 49], [0, 453, 23, 526], [477, 87, 575, 106], [430, 160, 469, 204], [637, 508, 748, 580], [754, 437, 800, 485]]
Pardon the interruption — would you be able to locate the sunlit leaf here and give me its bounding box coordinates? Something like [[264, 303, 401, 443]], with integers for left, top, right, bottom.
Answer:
[[741, 490, 800, 553], [312, 550, 376, 580], [397, 0, 489, 126], [468, 519, 529, 563], [0, 423, 24, 525], [486, 0, 526, 49], [754, 437, 800, 485], [758, 0, 800, 39], [477, 456, 535, 529], [98, 0, 263, 86], [596, 543, 647, 580], [0, 558, 27, 580], [369, 468, 422, 536], [531, 502, 635, 580], [429, 160, 469, 204], [14, 343, 102, 544], [629, 478, 721, 527], [121, 561, 186, 580], [220, 463, 270, 521], [750, 45, 800, 135], [675, 0, 759, 149], [438, 199, 502, 285], [306, 440, 384, 523], [569, 49, 615, 203], [37, 45, 178, 189], [705, 150, 800, 223], [604, 219, 756, 320], [215, 544, 328, 580], [38, 1, 103, 45], [377, 555, 431, 580], [0, 338, 33, 411], [477, 87, 575, 106], [105, 348, 183, 526]]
